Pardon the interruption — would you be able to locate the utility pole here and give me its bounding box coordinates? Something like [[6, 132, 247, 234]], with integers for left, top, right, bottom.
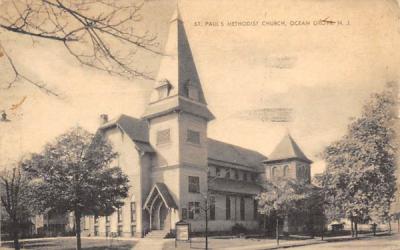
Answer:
[[205, 198, 208, 250], [276, 218, 279, 246]]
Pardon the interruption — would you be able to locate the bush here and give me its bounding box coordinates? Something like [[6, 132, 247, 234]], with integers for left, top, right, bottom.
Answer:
[[232, 223, 247, 234]]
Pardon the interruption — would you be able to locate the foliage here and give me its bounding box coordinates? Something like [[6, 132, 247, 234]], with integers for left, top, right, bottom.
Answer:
[[22, 126, 129, 250], [231, 223, 247, 234], [319, 83, 397, 227], [0, 164, 34, 250], [256, 178, 309, 219]]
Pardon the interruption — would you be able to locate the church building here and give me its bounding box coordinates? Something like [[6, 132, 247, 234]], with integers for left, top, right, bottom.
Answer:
[[81, 8, 312, 238]]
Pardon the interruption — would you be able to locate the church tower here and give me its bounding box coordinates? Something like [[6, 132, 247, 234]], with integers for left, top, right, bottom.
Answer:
[[262, 133, 312, 183], [142, 6, 214, 230]]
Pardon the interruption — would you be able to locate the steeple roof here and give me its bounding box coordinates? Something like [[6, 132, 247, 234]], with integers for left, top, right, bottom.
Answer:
[[143, 5, 214, 121], [265, 133, 312, 164]]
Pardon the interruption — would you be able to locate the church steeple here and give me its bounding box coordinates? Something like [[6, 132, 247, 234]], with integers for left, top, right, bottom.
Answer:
[[267, 133, 312, 164], [143, 5, 214, 121]]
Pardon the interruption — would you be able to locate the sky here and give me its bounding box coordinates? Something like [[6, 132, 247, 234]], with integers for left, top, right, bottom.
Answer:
[[0, 0, 399, 175]]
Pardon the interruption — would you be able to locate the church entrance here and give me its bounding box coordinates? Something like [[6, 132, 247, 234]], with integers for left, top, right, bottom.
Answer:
[[150, 197, 170, 230], [144, 183, 177, 232]]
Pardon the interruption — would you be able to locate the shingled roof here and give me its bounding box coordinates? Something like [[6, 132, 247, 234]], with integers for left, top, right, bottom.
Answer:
[[207, 138, 268, 169], [208, 178, 261, 195], [99, 114, 154, 153], [265, 133, 312, 164]]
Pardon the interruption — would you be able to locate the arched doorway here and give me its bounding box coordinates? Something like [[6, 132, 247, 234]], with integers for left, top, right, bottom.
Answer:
[[144, 183, 177, 232], [150, 196, 171, 230]]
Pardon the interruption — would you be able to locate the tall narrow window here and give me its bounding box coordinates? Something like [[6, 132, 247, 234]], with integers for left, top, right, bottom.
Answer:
[[117, 225, 123, 236], [234, 169, 239, 180], [157, 129, 170, 145], [283, 165, 289, 177], [216, 167, 221, 177], [210, 196, 216, 220], [117, 207, 123, 223], [226, 169, 231, 179], [131, 225, 136, 237], [253, 199, 258, 220], [226, 196, 231, 220], [94, 215, 99, 224], [94, 225, 99, 236], [187, 130, 200, 144], [130, 202, 136, 223], [188, 202, 200, 219], [194, 202, 200, 217], [271, 167, 277, 178], [182, 208, 188, 220], [188, 202, 194, 219], [243, 172, 248, 181], [240, 197, 245, 220], [188, 176, 200, 193]]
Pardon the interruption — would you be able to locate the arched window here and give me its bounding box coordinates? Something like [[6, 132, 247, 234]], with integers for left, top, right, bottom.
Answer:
[[283, 165, 289, 177], [271, 167, 277, 177]]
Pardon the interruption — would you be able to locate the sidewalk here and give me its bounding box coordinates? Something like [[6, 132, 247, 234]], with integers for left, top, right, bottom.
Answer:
[[161, 232, 391, 250]]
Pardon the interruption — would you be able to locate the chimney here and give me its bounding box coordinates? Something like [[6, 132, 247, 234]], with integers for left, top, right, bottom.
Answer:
[[99, 114, 108, 124]]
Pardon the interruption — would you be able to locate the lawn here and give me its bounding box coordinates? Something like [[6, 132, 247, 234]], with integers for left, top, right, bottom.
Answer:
[[2, 237, 136, 250]]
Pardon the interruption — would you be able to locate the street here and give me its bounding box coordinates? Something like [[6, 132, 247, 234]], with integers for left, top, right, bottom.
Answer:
[[293, 234, 400, 250]]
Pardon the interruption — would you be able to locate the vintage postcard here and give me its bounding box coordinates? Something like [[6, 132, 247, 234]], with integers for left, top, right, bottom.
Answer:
[[0, 0, 399, 249]]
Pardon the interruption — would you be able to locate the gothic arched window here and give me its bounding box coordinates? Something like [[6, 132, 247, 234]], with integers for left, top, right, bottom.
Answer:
[[283, 165, 289, 177], [271, 167, 277, 177]]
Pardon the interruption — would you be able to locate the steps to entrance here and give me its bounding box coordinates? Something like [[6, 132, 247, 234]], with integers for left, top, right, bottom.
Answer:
[[145, 230, 169, 239]]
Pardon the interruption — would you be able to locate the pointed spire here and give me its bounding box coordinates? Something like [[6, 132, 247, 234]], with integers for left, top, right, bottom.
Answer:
[[266, 133, 312, 163], [142, 3, 214, 121], [170, 2, 182, 23]]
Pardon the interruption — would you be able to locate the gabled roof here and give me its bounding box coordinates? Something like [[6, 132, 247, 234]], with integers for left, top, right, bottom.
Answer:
[[143, 183, 178, 210], [265, 133, 312, 164], [99, 114, 154, 153], [207, 138, 268, 169]]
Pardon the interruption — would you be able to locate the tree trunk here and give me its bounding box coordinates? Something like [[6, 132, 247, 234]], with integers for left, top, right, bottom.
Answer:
[[355, 221, 358, 238], [321, 224, 324, 241], [13, 230, 20, 250], [263, 214, 267, 235], [350, 218, 354, 237], [12, 220, 20, 250], [276, 218, 279, 246], [372, 223, 376, 236], [397, 218, 399, 233], [75, 210, 82, 250], [388, 219, 392, 234]]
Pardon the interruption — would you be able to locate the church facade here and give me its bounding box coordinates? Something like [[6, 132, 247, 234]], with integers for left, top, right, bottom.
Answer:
[[81, 8, 312, 238]]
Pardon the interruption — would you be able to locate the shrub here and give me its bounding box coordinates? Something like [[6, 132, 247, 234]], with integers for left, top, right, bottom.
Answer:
[[232, 223, 247, 234]]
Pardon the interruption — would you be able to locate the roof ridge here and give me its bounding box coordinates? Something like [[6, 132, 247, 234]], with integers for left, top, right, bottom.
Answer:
[[207, 138, 265, 156]]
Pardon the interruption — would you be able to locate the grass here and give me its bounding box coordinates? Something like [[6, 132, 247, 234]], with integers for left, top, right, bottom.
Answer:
[[2, 237, 136, 250]]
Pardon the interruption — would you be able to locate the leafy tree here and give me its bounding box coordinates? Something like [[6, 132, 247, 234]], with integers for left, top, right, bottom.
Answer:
[[0, 164, 34, 250], [0, 0, 160, 96], [256, 178, 309, 245], [22, 126, 130, 250], [319, 83, 397, 236]]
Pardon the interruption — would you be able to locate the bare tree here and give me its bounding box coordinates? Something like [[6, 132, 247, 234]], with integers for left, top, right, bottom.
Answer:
[[0, 164, 33, 250], [0, 0, 160, 96]]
